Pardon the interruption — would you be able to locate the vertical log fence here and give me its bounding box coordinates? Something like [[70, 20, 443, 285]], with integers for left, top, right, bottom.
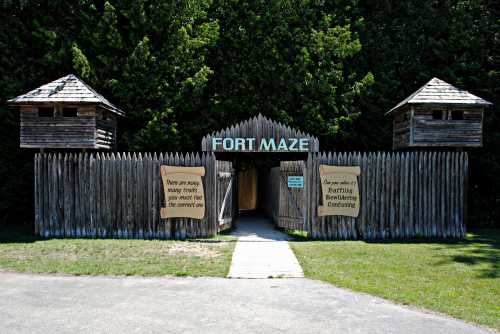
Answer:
[[34, 152, 217, 239], [304, 151, 468, 239], [34, 151, 468, 240]]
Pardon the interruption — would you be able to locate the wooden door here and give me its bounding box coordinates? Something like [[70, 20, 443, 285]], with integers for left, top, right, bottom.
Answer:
[[277, 161, 306, 231], [216, 160, 235, 232], [238, 167, 258, 210]]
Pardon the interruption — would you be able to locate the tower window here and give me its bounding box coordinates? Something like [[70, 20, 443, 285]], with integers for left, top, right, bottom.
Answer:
[[451, 110, 464, 120], [62, 108, 78, 117], [38, 107, 54, 117], [432, 110, 444, 120]]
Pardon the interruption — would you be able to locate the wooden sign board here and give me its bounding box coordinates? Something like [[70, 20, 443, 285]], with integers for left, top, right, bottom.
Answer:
[[318, 165, 360, 218], [160, 166, 205, 219]]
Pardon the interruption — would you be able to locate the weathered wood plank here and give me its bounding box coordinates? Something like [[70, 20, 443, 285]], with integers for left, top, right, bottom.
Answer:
[[33, 150, 468, 241]]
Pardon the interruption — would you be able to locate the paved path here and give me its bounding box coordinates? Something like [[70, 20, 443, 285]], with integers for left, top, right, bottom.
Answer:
[[0, 272, 494, 334], [227, 214, 304, 278]]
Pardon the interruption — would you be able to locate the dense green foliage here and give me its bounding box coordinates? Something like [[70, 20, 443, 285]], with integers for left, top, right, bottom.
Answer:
[[0, 0, 498, 227], [206, 0, 373, 145]]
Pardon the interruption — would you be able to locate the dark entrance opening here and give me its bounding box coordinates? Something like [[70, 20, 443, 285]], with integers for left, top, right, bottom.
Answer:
[[237, 164, 257, 211], [202, 114, 319, 233], [216, 151, 307, 230], [235, 157, 274, 215]]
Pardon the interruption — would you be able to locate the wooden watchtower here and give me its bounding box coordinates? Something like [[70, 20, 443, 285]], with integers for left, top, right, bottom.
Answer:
[[387, 78, 492, 149], [8, 74, 125, 150]]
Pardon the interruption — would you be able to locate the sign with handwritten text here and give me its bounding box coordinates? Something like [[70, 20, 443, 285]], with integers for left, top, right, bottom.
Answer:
[[318, 165, 360, 218], [160, 166, 205, 219]]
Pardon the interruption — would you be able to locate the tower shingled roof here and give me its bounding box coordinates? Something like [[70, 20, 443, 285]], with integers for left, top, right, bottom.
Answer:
[[387, 77, 492, 114], [8, 74, 125, 116]]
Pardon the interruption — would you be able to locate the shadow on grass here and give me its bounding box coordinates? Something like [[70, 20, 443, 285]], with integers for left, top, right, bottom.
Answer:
[[276, 227, 309, 241], [432, 229, 500, 279], [0, 226, 238, 245], [187, 238, 237, 244], [285, 227, 499, 279], [0, 226, 40, 244]]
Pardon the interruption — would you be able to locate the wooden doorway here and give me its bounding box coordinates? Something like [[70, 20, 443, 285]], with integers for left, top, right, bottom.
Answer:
[[238, 167, 258, 211]]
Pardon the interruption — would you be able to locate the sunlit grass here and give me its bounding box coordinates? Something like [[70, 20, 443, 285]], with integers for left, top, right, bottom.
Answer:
[[0, 232, 236, 277], [290, 229, 500, 330]]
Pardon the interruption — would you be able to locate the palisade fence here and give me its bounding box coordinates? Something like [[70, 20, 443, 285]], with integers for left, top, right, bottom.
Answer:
[[305, 151, 468, 239], [34, 152, 217, 239], [34, 151, 468, 240]]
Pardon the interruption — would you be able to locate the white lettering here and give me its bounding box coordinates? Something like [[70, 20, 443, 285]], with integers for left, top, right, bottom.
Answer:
[[212, 138, 222, 151], [277, 138, 289, 151], [212, 137, 309, 151], [246, 138, 256, 151], [299, 138, 309, 151], [235, 138, 246, 151], [260, 138, 276, 151], [223, 138, 234, 150]]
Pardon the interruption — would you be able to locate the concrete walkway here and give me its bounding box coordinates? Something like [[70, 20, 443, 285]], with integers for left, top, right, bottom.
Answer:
[[0, 272, 494, 334], [228, 214, 304, 278]]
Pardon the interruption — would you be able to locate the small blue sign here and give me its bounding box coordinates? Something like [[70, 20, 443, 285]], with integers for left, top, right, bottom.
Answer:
[[287, 176, 304, 188]]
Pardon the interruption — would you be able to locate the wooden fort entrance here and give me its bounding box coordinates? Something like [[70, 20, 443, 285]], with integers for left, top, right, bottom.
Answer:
[[201, 114, 319, 232], [32, 114, 468, 240], [15, 76, 476, 241], [215, 153, 307, 232]]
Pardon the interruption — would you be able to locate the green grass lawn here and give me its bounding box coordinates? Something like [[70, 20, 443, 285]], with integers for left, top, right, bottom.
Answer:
[[0, 231, 236, 277], [290, 229, 500, 330]]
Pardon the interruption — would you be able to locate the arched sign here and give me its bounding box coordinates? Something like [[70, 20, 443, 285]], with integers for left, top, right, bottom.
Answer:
[[201, 114, 319, 153]]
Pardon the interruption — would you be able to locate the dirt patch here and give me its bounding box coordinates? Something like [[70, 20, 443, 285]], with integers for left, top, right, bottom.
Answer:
[[167, 243, 221, 259]]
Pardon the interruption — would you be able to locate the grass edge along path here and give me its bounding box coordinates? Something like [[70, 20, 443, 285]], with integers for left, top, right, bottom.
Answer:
[[289, 229, 500, 331], [0, 233, 236, 278]]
